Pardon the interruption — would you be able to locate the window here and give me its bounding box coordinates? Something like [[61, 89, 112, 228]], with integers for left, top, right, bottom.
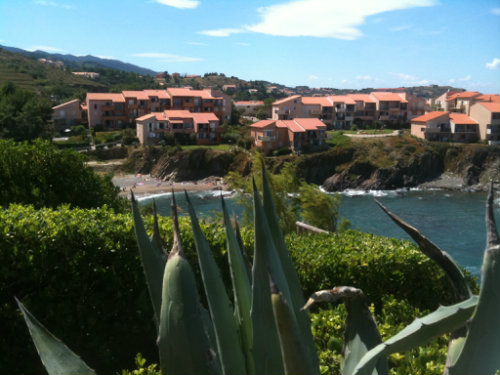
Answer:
[[129, 99, 134, 105]]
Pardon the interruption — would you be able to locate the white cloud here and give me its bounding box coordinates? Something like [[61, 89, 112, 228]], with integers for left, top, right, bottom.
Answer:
[[132, 52, 201, 62], [491, 8, 500, 15], [155, 0, 199, 9], [33, 0, 73, 9], [245, 0, 436, 39], [186, 41, 208, 46], [28, 45, 64, 52], [199, 28, 244, 37], [486, 58, 500, 70]]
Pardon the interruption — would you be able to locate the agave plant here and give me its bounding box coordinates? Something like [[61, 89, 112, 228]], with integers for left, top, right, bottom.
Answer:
[[15, 171, 499, 375]]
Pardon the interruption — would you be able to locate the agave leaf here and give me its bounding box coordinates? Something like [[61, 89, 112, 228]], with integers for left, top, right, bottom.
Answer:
[[234, 213, 253, 280], [151, 199, 166, 257], [352, 296, 478, 375], [270, 276, 316, 375], [446, 183, 500, 375], [222, 197, 255, 374], [15, 298, 96, 375], [157, 196, 219, 375], [261, 165, 320, 373], [375, 199, 471, 302], [302, 287, 387, 375], [185, 192, 247, 375], [251, 179, 285, 374], [131, 191, 165, 326]]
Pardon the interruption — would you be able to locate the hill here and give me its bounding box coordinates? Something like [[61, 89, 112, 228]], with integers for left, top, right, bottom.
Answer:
[[0, 44, 156, 76]]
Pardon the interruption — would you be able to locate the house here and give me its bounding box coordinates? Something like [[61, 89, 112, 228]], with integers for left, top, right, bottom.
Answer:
[[410, 111, 478, 143], [330, 96, 356, 129], [446, 91, 482, 115], [348, 94, 377, 127], [136, 110, 220, 145], [166, 87, 230, 122], [469, 102, 500, 145], [369, 92, 408, 125], [86, 93, 127, 129], [250, 118, 326, 154], [234, 100, 265, 116], [52, 99, 86, 132]]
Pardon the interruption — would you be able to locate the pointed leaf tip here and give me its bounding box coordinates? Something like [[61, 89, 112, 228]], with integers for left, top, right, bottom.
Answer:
[[130, 190, 135, 202], [486, 181, 499, 249]]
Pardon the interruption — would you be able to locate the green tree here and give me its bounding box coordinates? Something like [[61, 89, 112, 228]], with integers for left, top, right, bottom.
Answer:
[[0, 82, 53, 141], [0, 139, 124, 210]]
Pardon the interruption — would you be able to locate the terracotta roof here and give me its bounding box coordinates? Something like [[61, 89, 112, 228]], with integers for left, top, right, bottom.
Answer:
[[449, 113, 477, 125], [135, 113, 158, 121], [476, 94, 500, 103], [52, 98, 79, 109], [122, 91, 150, 100], [479, 102, 500, 112], [302, 96, 333, 106], [167, 88, 220, 100], [272, 95, 301, 106], [234, 101, 264, 106], [329, 95, 356, 105], [86, 93, 125, 102], [192, 112, 219, 123], [446, 91, 481, 101], [280, 120, 305, 133], [250, 120, 276, 129], [411, 111, 449, 123], [293, 118, 327, 130], [370, 92, 407, 103], [163, 110, 195, 118], [347, 94, 376, 103], [143, 90, 170, 99]]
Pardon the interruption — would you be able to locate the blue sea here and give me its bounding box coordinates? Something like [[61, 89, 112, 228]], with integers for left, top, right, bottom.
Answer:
[[137, 189, 500, 277]]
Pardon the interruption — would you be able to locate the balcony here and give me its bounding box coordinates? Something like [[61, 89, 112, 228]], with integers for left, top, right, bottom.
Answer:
[[262, 136, 276, 142]]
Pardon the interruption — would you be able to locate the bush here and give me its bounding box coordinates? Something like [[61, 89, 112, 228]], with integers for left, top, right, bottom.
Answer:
[[0, 139, 124, 210], [272, 147, 292, 156]]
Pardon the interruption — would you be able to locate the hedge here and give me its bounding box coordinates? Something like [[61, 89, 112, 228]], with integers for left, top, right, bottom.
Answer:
[[0, 205, 472, 374]]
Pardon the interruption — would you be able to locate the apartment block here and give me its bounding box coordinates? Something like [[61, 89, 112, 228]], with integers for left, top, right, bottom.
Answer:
[[52, 99, 86, 132], [136, 110, 220, 145], [445, 91, 482, 115], [410, 111, 479, 143], [85, 88, 230, 129], [233, 100, 264, 116], [469, 102, 500, 145], [250, 118, 326, 154], [370, 92, 408, 125]]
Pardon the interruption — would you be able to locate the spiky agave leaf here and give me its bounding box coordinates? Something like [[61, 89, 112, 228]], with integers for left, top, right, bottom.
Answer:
[[302, 287, 387, 375], [261, 165, 320, 373], [446, 183, 500, 375], [375, 199, 471, 302], [270, 276, 316, 375], [352, 296, 478, 375], [151, 199, 166, 257], [157, 194, 219, 375], [251, 179, 285, 374], [234, 213, 253, 280], [131, 191, 165, 326], [185, 192, 247, 375], [15, 298, 96, 375], [222, 197, 255, 374]]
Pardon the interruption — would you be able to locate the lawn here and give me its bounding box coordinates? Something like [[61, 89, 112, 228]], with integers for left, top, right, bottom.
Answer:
[[325, 131, 352, 147]]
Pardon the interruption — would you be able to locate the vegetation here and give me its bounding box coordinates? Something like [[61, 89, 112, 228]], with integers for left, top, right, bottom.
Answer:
[[0, 82, 53, 141], [0, 139, 123, 210]]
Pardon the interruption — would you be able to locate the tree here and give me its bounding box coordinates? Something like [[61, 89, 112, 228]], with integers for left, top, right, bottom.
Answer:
[[0, 82, 53, 141]]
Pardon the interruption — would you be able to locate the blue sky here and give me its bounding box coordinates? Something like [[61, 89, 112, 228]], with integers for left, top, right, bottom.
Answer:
[[1, 0, 499, 93]]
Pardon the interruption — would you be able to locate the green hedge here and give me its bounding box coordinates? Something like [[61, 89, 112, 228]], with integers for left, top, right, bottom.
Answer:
[[0, 205, 471, 374]]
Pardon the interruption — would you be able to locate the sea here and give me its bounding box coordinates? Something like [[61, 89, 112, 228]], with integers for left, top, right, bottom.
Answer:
[[137, 189, 500, 277]]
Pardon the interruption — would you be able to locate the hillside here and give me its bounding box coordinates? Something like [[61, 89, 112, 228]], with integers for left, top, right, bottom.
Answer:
[[0, 44, 156, 76]]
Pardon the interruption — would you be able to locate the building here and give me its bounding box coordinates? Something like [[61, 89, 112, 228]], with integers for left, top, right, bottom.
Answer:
[[51, 99, 85, 132], [234, 100, 265, 116], [469, 102, 500, 145], [348, 94, 377, 127], [410, 111, 478, 143], [250, 118, 326, 154], [369, 92, 408, 125], [85, 88, 231, 129], [446, 91, 482, 115], [72, 72, 100, 79], [136, 110, 220, 145]]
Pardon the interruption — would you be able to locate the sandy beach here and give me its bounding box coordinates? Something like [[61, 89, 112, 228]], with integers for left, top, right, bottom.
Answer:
[[112, 173, 228, 197]]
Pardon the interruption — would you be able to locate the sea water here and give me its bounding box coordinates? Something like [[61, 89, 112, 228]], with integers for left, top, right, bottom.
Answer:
[[137, 189, 500, 277]]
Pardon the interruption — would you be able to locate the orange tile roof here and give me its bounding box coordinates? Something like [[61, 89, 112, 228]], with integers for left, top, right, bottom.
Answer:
[[476, 94, 500, 103], [272, 95, 301, 105], [52, 98, 79, 109], [302, 96, 333, 106], [135, 113, 159, 121], [293, 118, 327, 130], [250, 120, 276, 129], [411, 111, 449, 123], [370, 92, 407, 103], [479, 102, 500, 112], [122, 90, 150, 100], [446, 91, 481, 101], [192, 112, 219, 123], [163, 110, 195, 118], [143, 89, 170, 99], [449, 113, 477, 125], [86, 93, 125, 102], [347, 94, 376, 103], [280, 120, 304, 133], [167, 88, 220, 100], [329, 95, 356, 105], [234, 101, 264, 106]]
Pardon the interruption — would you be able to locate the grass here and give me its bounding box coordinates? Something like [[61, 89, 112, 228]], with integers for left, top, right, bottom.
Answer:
[[358, 129, 395, 135], [181, 144, 232, 151], [94, 131, 122, 143], [326, 131, 352, 147]]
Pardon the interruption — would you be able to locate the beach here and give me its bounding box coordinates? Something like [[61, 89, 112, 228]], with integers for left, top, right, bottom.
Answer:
[[112, 173, 228, 197]]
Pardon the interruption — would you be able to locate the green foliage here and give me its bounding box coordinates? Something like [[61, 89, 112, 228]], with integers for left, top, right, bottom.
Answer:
[[122, 354, 161, 375], [0, 139, 124, 210], [298, 184, 340, 232], [0, 82, 53, 141], [326, 131, 352, 147]]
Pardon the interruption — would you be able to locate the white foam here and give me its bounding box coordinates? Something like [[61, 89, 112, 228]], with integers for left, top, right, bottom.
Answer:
[[136, 191, 173, 202]]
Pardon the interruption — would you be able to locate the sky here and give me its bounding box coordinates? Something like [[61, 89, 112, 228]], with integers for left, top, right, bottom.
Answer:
[[0, 0, 499, 93]]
